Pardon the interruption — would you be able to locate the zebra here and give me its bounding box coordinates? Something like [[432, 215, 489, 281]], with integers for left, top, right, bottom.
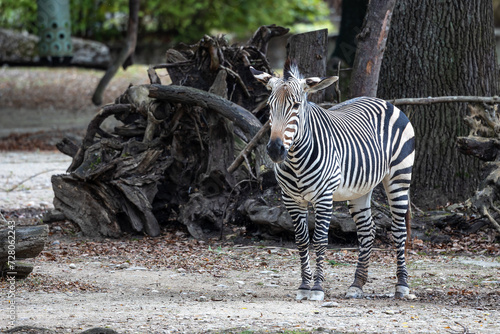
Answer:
[[250, 60, 415, 301]]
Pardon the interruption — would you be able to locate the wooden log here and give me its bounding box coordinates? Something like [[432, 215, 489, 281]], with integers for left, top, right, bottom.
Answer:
[[456, 136, 500, 161], [68, 104, 132, 173], [52, 175, 123, 238], [248, 24, 290, 56], [1, 262, 34, 279], [286, 29, 328, 103], [148, 84, 262, 137], [0, 225, 48, 262]]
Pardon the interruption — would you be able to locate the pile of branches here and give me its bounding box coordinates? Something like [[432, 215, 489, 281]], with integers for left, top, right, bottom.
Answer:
[[52, 25, 290, 239], [51, 24, 500, 241], [457, 103, 500, 235]]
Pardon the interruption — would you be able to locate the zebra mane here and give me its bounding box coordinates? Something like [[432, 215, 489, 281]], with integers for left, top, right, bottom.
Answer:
[[284, 59, 302, 81]]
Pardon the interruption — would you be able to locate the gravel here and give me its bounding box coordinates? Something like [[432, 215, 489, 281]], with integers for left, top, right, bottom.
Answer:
[[0, 151, 72, 210]]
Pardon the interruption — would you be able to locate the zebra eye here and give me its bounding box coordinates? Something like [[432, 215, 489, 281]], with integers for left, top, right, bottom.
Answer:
[[293, 102, 301, 109]]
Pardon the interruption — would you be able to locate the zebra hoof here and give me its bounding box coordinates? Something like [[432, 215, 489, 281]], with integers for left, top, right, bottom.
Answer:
[[296, 289, 310, 301], [309, 290, 325, 301], [395, 285, 410, 299], [345, 286, 363, 299]]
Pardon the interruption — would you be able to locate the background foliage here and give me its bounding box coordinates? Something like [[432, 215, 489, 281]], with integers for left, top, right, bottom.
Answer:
[[0, 0, 331, 43]]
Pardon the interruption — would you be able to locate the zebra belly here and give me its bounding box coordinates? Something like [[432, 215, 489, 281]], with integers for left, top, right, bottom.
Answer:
[[331, 183, 378, 201]]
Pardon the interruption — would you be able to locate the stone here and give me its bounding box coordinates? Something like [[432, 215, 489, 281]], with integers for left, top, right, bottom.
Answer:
[[69, 263, 76, 269], [321, 301, 340, 308], [125, 266, 148, 271], [0, 28, 110, 69]]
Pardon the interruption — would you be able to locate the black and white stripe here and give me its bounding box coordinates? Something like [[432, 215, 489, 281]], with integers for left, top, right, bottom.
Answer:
[[251, 61, 415, 301]]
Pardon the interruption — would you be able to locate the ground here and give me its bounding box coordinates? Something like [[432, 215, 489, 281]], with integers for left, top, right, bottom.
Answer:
[[0, 67, 499, 333]]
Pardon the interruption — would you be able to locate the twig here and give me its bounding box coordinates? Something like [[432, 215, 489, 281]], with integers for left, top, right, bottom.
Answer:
[[2, 169, 58, 192], [152, 61, 194, 69], [335, 60, 342, 102], [447, 322, 475, 334], [221, 178, 259, 240], [220, 65, 251, 98], [243, 154, 257, 179], [411, 201, 425, 214], [227, 119, 270, 173], [389, 95, 500, 106], [482, 205, 500, 234]]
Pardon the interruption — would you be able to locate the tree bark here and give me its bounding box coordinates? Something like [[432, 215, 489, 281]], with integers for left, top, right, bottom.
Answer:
[[286, 29, 328, 103], [349, 0, 396, 98], [92, 0, 140, 105], [378, 0, 499, 208]]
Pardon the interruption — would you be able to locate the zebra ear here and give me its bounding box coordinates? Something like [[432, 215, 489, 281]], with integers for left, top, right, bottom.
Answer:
[[304, 76, 339, 93], [250, 66, 278, 90]]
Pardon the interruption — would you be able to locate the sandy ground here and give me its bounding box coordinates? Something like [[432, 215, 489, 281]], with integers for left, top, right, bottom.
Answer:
[[0, 151, 72, 210], [5, 242, 500, 334]]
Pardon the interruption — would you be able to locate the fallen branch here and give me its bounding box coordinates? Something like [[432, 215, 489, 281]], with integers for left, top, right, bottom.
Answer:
[[2, 169, 58, 192], [148, 84, 262, 137], [227, 120, 270, 174], [482, 206, 500, 235], [389, 95, 500, 106], [320, 95, 500, 109]]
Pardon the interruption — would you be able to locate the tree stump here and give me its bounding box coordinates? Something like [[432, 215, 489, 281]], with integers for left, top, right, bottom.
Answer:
[[286, 29, 328, 103], [457, 104, 500, 235], [52, 26, 289, 239]]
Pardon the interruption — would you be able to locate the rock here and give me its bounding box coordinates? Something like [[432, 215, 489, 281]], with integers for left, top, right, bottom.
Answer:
[[384, 310, 396, 315], [0, 28, 110, 69], [69, 263, 77, 269], [43, 210, 67, 223], [116, 263, 130, 269], [404, 294, 417, 300], [125, 266, 148, 271], [321, 301, 340, 308], [235, 281, 245, 285], [198, 296, 208, 302]]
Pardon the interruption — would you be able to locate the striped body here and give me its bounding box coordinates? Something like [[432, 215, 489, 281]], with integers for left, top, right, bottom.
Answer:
[[276, 97, 413, 204], [251, 62, 415, 300]]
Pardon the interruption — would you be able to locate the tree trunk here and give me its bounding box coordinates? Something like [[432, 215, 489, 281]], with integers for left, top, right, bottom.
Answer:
[[286, 29, 328, 103], [378, 0, 499, 208], [92, 0, 140, 105], [349, 0, 396, 98], [329, 0, 368, 67]]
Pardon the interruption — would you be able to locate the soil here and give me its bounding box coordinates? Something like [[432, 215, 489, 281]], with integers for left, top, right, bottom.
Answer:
[[1, 67, 499, 333], [1, 222, 499, 334]]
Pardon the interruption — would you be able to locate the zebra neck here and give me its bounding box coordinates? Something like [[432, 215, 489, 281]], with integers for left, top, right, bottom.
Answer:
[[288, 103, 315, 156]]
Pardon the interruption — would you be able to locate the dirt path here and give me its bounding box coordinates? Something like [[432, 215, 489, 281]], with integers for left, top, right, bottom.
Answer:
[[3, 231, 499, 333]]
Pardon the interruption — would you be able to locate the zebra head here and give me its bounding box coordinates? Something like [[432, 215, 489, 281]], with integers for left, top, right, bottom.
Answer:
[[250, 60, 338, 163]]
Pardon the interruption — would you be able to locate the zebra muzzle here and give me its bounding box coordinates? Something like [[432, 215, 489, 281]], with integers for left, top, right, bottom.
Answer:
[[267, 137, 287, 163]]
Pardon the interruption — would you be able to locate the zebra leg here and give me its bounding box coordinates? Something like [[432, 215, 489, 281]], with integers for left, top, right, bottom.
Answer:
[[346, 192, 375, 299], [283, 194, 312, 300], [383, 178, 411, 299], [309, 199, 333, 301]]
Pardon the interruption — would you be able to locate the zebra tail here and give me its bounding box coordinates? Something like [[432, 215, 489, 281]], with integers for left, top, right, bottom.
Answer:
[[404, 205, 412, 255]]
